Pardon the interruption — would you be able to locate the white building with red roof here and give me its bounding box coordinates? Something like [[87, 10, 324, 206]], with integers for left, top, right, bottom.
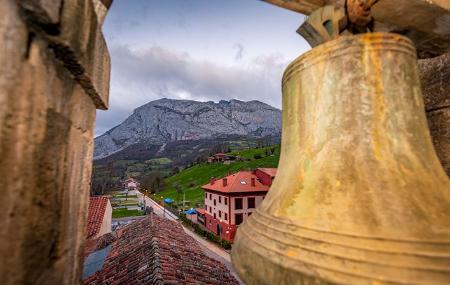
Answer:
[[201, 168, 277, 242], [122, 178, 139, 192], [86, 196, 112, 240]]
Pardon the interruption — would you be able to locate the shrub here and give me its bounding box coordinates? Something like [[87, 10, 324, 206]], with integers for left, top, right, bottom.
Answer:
[[220, 239, 232, 250], [178, 214, 233, 250]]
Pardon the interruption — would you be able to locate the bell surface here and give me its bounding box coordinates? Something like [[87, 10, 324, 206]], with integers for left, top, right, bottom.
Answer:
[[231, 33, 450, 285]]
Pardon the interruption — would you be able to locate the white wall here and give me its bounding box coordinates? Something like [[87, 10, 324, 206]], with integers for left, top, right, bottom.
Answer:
[[204, 192, 230, 224], [230, 195, 265, 224], [204, 191, 266, 225], [98, 200, 112, 238]]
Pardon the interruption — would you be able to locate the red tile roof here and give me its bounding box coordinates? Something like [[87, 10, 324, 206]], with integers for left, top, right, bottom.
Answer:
[[257, 167, 277, 177], [84, 215, 238, 285], [86, 196, 109, 240], [196, 208, 206, 215], [84, 233, 117, 258], [202, 171, 270, 193]]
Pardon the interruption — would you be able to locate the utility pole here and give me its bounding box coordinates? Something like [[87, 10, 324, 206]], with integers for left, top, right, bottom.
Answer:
[[183, 189, 186, 211]]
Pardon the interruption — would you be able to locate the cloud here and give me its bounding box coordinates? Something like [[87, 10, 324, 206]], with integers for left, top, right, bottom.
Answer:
[[95, 45, 288, 136], [234, 43, 244, 61]]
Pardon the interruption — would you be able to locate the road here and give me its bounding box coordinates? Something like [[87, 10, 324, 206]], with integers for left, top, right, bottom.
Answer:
[[137, 191, 178, 220]]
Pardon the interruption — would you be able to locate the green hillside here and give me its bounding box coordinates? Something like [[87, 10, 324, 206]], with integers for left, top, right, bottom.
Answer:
[[150, 145, 280, 208], [91, 135, 280, 196]]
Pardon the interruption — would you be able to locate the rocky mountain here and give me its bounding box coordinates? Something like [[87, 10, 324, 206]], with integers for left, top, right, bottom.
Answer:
[[94, 98, 281, 159]]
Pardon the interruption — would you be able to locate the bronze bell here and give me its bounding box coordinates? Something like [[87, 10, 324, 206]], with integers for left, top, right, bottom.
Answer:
[[231, 33, 450, 284]]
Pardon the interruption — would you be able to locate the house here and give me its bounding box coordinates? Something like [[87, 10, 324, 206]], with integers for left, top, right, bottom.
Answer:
[[201, 168, 277, 242], [196, 208, 206, 225], [207, 153, 236, 163], [83, 215, 239, 284], [255, 167, 277, 186], [86, 196, 112, 240], [122, 178, 139, 192]]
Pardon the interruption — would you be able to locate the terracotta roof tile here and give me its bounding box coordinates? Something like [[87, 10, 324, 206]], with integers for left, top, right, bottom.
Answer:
[[84, 215, 238, 285], [202, 171, 270, 193], [196, 208, 205, 215], [86, 196, 109, 240]]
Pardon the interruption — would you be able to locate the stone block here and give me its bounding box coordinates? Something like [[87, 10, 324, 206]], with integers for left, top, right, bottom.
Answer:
[[18, 0, 111, 110], [19, 0, 62, 26], [0, 1, 104, 284], [49, 0, 110, 110], [419, 52, 450, 177]]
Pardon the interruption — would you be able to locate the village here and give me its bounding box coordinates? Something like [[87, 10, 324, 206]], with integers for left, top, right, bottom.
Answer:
[[84, 151, 278, 283], [2, 0, 449, 284]]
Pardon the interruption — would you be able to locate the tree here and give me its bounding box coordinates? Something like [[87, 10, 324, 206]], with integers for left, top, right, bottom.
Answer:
[[140, 172, 165, 193], [174, 182, 183, 204]]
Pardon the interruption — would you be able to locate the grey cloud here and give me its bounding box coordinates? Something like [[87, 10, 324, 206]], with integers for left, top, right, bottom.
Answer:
[[95, 45, 287, 136], [234, 43, 244, 61]]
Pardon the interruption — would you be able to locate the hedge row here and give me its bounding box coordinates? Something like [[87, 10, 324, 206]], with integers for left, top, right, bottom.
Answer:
[[179, 214, 232, 250]]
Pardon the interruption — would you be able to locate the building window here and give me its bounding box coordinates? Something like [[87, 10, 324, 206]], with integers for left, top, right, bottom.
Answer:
[[219, 210, 222, 218], [235, 198, 243, 210], [204, 205, 207, 210], [219, 196, 221, 203], [214, 199, 216, 206], [214, 213, 216, 219], [248, 197, 255, 209], [209, 194, 212, 200], [235, 213, 243, 225], [205, 192, 207, 199], [225, 213, 228, 221], [225, 197, 228, 205], [209, 206, 212, 212]]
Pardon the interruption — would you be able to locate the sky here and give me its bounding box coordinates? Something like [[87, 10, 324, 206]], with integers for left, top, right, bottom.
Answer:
[[96, 0, 310, 136]]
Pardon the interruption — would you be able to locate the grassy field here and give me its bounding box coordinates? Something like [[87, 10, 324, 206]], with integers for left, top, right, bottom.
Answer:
[[146, 157, 172, 165], [228, 145, 277, 160], [112, 208, 144, 218], [113, 194, 138, 199], [153, 145, 280, 208]]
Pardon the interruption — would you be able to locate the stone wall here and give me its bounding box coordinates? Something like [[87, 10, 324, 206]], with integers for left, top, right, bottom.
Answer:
[[419, 53, 450, 177], [0, 1, 110, 284]]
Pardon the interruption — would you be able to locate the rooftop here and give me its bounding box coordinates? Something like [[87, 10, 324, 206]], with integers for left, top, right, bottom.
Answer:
[[83, 215, 238, 284], [196, 208, 206, 215], [257, 167, 277, 177], [86, 196, 109, 240], [202, 171, 271, 194]]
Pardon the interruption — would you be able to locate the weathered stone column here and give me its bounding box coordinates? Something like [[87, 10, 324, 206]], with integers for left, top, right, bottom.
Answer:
[[0, 1, 110, 284], [418, 53, 450, 177]]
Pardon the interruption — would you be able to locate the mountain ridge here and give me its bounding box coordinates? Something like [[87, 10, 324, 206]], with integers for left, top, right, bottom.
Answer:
[[94, 98, 281, 159]]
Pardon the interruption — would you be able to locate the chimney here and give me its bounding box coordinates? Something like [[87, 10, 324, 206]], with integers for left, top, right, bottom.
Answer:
[[251, 177, 256, 187], [223, 178, 228, 187]]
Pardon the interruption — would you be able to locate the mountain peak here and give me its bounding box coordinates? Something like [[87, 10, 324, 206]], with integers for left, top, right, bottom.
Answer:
[[94, 98, 281, 159]]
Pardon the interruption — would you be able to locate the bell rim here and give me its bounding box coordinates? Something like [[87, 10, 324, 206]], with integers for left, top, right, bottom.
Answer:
[[232, 210, 450, 285]]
